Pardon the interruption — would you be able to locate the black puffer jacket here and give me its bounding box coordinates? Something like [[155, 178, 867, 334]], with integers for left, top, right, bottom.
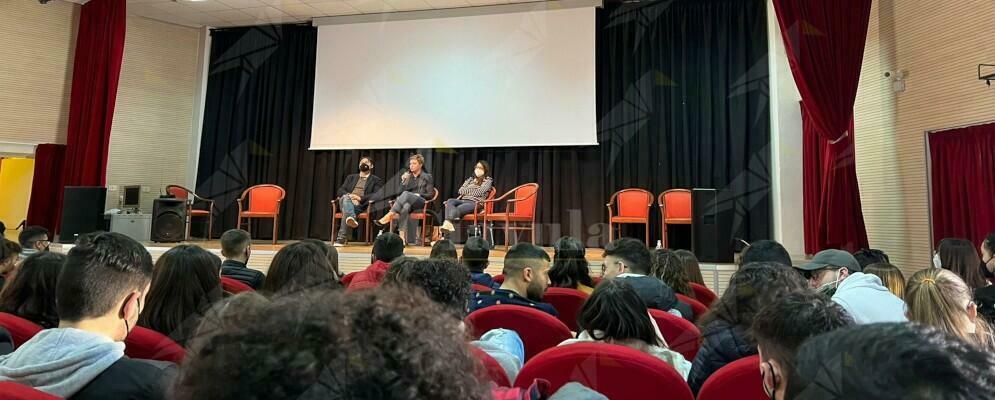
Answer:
[[221, 260, 265, 289], [687, 318, 757, 394]]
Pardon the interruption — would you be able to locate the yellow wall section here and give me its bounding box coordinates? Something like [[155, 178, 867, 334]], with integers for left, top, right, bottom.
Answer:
[[0, 158, 35, 240]]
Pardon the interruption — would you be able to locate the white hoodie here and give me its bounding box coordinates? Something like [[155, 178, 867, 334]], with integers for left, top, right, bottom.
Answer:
[[832, 272, 908, 324], [0, 328, 124, 398]]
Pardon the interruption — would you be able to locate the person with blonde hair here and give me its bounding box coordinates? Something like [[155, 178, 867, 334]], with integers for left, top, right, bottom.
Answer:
[[863, 262, 905, 299], [906, 268, 995, 351]]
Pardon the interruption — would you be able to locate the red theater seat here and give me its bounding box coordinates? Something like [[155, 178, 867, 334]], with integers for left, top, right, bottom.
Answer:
[[493, 274, 505, 284], [677, 293, 709, 320], [220, 276, 254, 294], [542, 287, 588, 332], [124, 326, 186, 363], [471, 346, 512, 387], [698, 355, 766, 400], [648, 309, 701, 361], [465, 305, 572, 361], [690, 282, 718, 307], [0, 312, 43, 348], [472, 283, 494, 293], [0, 382, 60, 400]]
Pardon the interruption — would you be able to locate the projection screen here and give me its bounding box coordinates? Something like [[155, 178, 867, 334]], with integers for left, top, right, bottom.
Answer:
[[311, 5, 597, 150]]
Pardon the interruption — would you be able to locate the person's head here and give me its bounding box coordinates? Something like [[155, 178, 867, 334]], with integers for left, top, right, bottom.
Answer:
[[796, 249, 861, 293], [939, 237, 987, 289], [602, 238, 652, 278], [300, 239, 340, 278], [502, 243, 551, 301], [0, 239, 21, 274], [906, 268, 995, 351], [982, 232, 995, 274], [473, 160, 490, 182], [649, 249, 693, 297], [460, 236, 490, 273], [673, 249, 704, 285], [430, 239, 458, 260], [383, 256, 420, 283], [176, 289, 488, 400], [577, 279, 661, 347], [373, 232, 405, 263], [57, 232, 153, 341], [701, 262, 809, 329], [262, 242, 340, 296], [853, 248, 889, 270], [359, 156, 373, 173], [409, 153, 425, 174], [384, 259, 471, 319], [18, 226, 50, 252], [750, 291, 854, 400], [220, 229, 251, 262], [548, 236, 594, 289], [0, 252, 66, 328], [787, 323, 995, 399], [739, 240, 792, 267], [863, 262, 906, 298], [138, 245, 222, 343]]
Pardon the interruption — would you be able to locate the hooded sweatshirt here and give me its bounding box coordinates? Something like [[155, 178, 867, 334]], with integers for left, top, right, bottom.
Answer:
[[0, 328, 124, 398], [831, 272, 908, 324]]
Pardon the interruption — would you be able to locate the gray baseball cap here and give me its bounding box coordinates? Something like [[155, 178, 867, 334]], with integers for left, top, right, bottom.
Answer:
[[797, 249, 861, 273]]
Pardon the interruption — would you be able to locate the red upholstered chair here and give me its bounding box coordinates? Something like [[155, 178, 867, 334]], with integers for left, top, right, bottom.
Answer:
[[658, 189, 693, 249], [607, 188, 654, 246], [341, 271, 358, 286], [220, 276, 254, 294], [697, 355, 765, 400], [236, 184, 286, 245], [471, 346, 512, 387], [493, 274, 505, 284], [0, 382, 60, 400], [166, 185, 214, 240], [690, 282, 718, 308], [480, 183, 539, 250], [648, 309, 702, 361], [388, 188, 440, 246], [459, 187, 498, 237], [124, 326, 186, 363], [513, 343, 693, 400], [472, 283, 494, 293], [330, 198, 376, 245], [465, 305, 572, 361], [0, 313, 43, 348], [542, 287, 588, 332], [677, 293, 709, 320]]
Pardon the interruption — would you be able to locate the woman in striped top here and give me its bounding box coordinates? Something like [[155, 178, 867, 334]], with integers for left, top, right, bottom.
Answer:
[[439, 161, 493, 235]]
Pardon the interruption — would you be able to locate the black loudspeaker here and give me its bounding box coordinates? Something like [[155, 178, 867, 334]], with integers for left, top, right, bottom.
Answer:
[[151, 198, 186, 243], [59, 186, 107, 244], [692, 188, 735, 263]]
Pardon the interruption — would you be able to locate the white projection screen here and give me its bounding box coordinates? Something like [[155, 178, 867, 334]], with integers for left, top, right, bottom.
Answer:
[[311, 5, 597, 150]]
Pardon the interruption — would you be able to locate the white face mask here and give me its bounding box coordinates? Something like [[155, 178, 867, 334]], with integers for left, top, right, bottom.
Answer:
[[474, 168, 485, 178]]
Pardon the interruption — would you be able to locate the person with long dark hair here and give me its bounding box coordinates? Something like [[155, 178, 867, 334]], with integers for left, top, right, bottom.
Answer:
[[439, 160, 493, 237], [939, 237, 995, 324], [0, 239, 21, 291], [673, 249, 705, 286], [262, 242, 341, 296], [137, 245, 223, 346], [547, 236, 595, 294], [649, 249, 694, 298], [0, 252, 66, 328]]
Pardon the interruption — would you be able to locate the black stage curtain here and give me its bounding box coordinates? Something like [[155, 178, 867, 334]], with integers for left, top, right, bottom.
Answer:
[[196, 0, 771, 247]]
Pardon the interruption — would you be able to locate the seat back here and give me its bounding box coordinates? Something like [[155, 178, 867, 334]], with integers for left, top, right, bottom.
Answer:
[[542, 287, 588, 332], [613, 189, 653, 219], [465, 305, 572, 361], [124, 326, 186, 363], [690, 282, 718, 308], [648, 309, 702, 361], [513, 342, 693, 400], [470, 346, 512, 387], [0, 312, 43, 348], [482, 187, 498, 214], [493, 274, 505, 284], [166, 185, 189, 201], [676, 293, 708, 320], [0, 382, 60, 400], [221, 276, 254, 294], [660, 189, 692, 221], [508, 184, 539, 218], [471, 283, 493, 293], [245, 184, 285, 214], [698, 355, 765, 400]]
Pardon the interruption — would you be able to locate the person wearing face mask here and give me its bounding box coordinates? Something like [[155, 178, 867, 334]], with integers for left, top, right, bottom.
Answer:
[[796, 249, 907, 324], [334, 156, 383, 246], [439, 160, 494, 238]]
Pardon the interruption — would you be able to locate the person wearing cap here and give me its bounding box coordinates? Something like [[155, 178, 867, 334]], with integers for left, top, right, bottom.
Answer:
[[796, 249, 907, 324]]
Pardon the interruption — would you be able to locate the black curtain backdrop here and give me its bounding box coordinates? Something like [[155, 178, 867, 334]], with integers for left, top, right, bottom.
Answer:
[[196, 0, 771, 247]]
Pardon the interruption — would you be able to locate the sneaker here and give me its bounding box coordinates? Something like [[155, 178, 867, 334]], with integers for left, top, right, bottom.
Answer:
[[440, 220, 455, 233], [333, 238, 346, 247], [346, 217, 359, 229]]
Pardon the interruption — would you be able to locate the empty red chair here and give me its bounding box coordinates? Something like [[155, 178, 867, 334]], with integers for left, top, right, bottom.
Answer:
[[124, 326, 186, 363], [607, 188, 654, 246], [648, 309, 701, 361], [677, 293, 708, 320], [480, 183, 539, 249], [658, 189, 692, 249], [472, 283, 494, 293], [465, 305, 572, 361], [236, 184, 286, 245], [221, 276, 254, 294], [166, 185, 215, 240], [0, 312, 43, 348], [697, 355, 765, 400], [514, 343, 693, 400], [470, 346, 512, 387], [542, 287, 588, 332], [690, 282, 718, 307], [0, 382, 60, 400]]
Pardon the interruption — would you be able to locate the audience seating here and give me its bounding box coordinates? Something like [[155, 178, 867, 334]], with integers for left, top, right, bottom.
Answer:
[[388, 188, 440, 246], [513, 342, 693, 400], [220, 276, 254, 294], [676, 293, 709, 320], [236, 184, 286, 245], [0, 313, 42, 349], [658, 189, 692, 250], [472, 283, 493, 293], [330, 198, 377, 244], [124, 326, 186, 363], [465, 305, 572, 361], [470, 346, 512, 387], [542, 287, 588, 332], [648, 309, 702, 361], [166, 185, 215, 240], [493, 274, 505, 285], [480, 183, 539, 250], [690, 282, 718, 308], [0, 382, 60, 400], [606, 188, 654, 246], [697, 355, 765, 400], [459, 187, 498, 238]]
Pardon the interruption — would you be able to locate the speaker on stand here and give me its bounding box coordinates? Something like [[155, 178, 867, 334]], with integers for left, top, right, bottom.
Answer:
[[151, 198, 186, 243]]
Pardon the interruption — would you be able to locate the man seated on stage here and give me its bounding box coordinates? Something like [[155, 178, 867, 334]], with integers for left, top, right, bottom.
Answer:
[[469, 243, 557, 317], [334, 156, 383, 247], [348, 232, 405, 291], [220, 229, 265, 289], [375, 154, 434, 245], [601, 238, 693, 320], [462, 236, 497, 289], [18, 226, 50, 261]]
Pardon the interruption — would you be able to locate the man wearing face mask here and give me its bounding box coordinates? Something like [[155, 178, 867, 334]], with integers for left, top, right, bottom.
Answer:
[[334, 156, 383, 247], [796, 249, 907, 324]]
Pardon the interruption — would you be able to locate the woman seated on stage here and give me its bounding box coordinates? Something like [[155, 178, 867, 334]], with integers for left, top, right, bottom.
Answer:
[[439, 161, 493, 238], [376, 154, 434, 245]]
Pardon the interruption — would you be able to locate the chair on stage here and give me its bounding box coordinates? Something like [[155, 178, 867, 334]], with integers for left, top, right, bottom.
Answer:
[[387, 188, 440, 246], [236, 184, 285, 245], [658, 189, 693, 249], [457, 187, 497, 239], [330, 198, 377, 244], [166, 185, 215, 240], [479, 183, 539, 250], [607, 188, 654, 246]]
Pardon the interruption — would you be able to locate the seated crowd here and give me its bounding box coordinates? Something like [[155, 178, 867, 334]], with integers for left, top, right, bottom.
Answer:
[[0, 226, 994, 399]]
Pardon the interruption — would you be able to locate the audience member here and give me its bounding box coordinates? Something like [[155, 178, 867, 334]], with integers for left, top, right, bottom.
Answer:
[[384, 258, 471, 318], [983, 232, 995, 278], [853, 248, 890, 270], [863, 262, 906, 299], [739, 240, 792, 267], [0, 232, 176, 399], [262, 242, 340, 296], [461, 236, 495, 288], [906, 268, 995, 350], [219, 229, 265, 289], [0, 239, 21, 290], [796, 249, 907, 324], [469, 243, 557, 316], [430, 239, 458, 260], [649, 249, 695, 298], [137, 245, 222, 346], [687, 261, 808, 394], [548, 236, 595, 294], [301, 238, 341, 278], [560, 279, 692, 379], [348, 232, 404, 291], [17, 226, 49, 261], [383, 256, 419, 284], [750, 291, 854, 400], [673, 249, 705, 286], [938, 238, 995, 319], [0, 252, 66, 328], [787, 323, 995, 399], [601, 238, 691, 319]]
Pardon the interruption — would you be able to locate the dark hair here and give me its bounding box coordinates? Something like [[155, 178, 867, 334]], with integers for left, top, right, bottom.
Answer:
[[548, 236, 594, 289], [578, 279, 660, 346], [262, 242, 341, 296], [787, 323, 995, 399], [138, 245, 222, 345], [699, 262, 808, 330], [373, 232, 405, 263], [938, 238, 987, 289], [384, 259, 471, 318], [57, 232, 153, 322], [473, 160, 490, 185], [1, 239, 20, 265], [673, 249, 705, 285], [461, 236, 490, 273], [220, 229, 250, 259], [430, 239, 458, 260], [503, 243, 551, 277], [649, 249, 693, 297], [0, 252, 66, 328], [384, 256, 420, 284], [300, 239, 340, 277], [603, 238, 651, 274], [360, 155, 373, 164], [853, 248, 890, 269], [18, 226, 49, 248], [750, 291, 853, 375], [740, 240, 792, 267], [176, 289, 489, 400], [985, 232, 995, 255]]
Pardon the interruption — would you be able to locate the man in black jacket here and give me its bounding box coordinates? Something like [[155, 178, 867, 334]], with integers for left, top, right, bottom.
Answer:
[[220, 229, 265, 289], [335, 156, 383, 246]]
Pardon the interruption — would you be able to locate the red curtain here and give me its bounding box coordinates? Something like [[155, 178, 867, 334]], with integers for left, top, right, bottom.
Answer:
[[929, 123, 995, 247], [26, 144, 67, 235]]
